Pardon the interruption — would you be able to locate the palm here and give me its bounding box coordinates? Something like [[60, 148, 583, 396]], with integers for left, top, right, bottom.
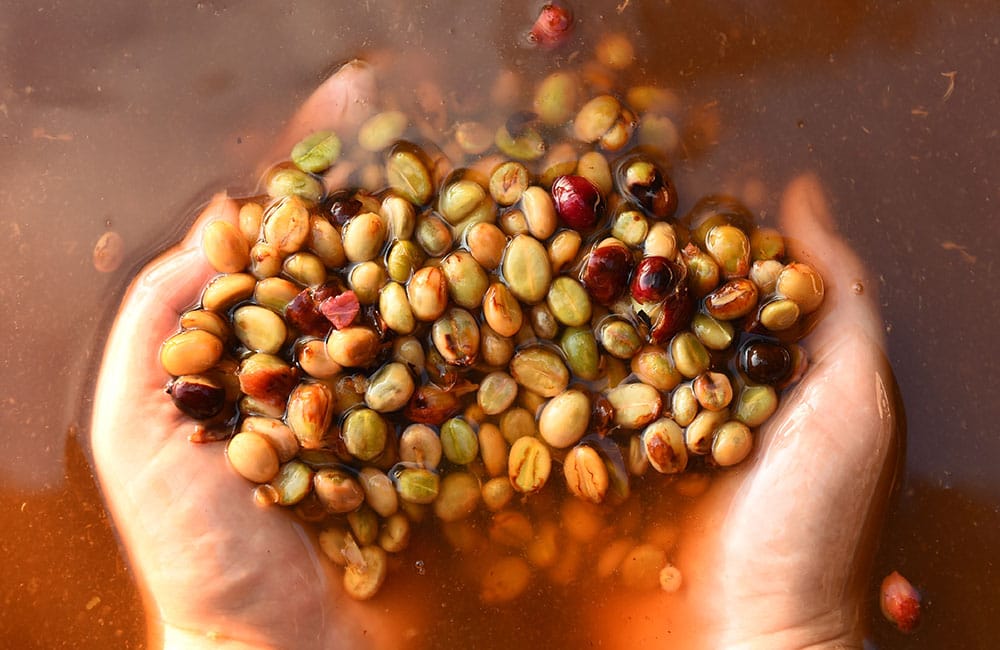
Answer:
[[595, 177, 897, 648], [91, 63, 417, 649]]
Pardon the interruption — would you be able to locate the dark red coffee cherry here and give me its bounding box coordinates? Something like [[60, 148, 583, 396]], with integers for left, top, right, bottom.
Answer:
[[551, 174, 602, 231], [630, 256, 681, 303], [740, 340, 792, 384], [580, 240, 634, 305], [529, 3, 573, 48], [169, 375, 226, 420]]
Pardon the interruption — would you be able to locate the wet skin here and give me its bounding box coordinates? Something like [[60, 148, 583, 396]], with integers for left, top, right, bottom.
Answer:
[[91, 61, 898, 649]]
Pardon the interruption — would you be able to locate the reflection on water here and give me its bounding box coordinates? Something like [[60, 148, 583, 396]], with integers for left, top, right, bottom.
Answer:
[[1, 1, 998, 647]]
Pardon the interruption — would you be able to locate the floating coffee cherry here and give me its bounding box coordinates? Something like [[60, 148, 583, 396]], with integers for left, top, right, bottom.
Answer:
[[529, 3, 573, 48], [881, 571, 921, 634], [740, 340, 792, 384], [618, 157, 678, 220], [169, 374, 226, 420], [580, 239, 633, 305], [551, 174, 601, 230], [649, 286, 693, 343], [630, 256, 681, 304]]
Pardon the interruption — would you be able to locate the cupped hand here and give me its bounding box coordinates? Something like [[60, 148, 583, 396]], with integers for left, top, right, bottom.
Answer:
[[90, 61, 419, 650], [595, 177, 899, 648]]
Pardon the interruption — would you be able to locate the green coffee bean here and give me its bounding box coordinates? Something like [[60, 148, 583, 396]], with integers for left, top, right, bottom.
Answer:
[[314, 468, 364, 513], [499, 407, 537, 444], [489, 161, 530, 206], [202, 219, 250, 274], [343, 545, 387, 601], [502, 234, 552, 304], [599, 318, 642, 360], [712, 421, 753, 466], [759, 298, 801, 331], [560, 327, 600, 381], [160, 329, 223, 377], [364, 362, 415, 413], [379, 281, 416, 335], [530, 303, 559, 340], [704, 278, 759, 321], [670, 331, 710, 378], [378, 512, 411, 553], [358, 466, 398, 518], [348, 506, 380, 546], [750, 226, 785, 261], [733, 384, 778, 427], [477, 371, 519, 416], [232, 305, 286, 355], [641, 419, 688, 474], [358, 111, 408, 152], [750, 259, 784, 295], [385, 240, 425, 283], [202, 272, 256, 312], [227, 432, 280, 483], [342, 212, 387, 263], [285, 381, 334, 450], [407, 266, 449, 322], [266, 167, 324, 203], [495, 123, 546, 161], [399, 423, 442, 470], [254, 277, 300, 313], [508, 436, 551, 494], [546, 277, 592, 327], [685, 408, 729, 456], [538, 389, 591, 448], [434, 471, 481, 522], [439, 179, 488, 226], [534, 71, 578, 125], [521, 185, 558, 240], [342, 408, 389, 461], [776, 262, 825, 314], [563, 445, 609, 504], [693, 371, 734, 411], [630, 345, 681, 392], [266, 460, 313, 506], [705, 225, 751, 279], [606, 383, 662, 430], [440, 417, 480, 465], [291, 130, 341, 173], [284, 251, 327, 287], [431, 307, 480, 367], [690, 312, 735, 351], [481, 476, 515, 511], [441, 250, 489, 309], [415, 213, 453, 257], [577, 150, 613, 196], [611, 208, 649, 248], [509, 346, 570, 397], [395, 467, 440, 504], [386, 146, 433, 205], [325, 327, 380, 368]]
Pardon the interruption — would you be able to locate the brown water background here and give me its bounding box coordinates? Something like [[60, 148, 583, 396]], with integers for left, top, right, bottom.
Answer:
[[1, 1, 998, 647]]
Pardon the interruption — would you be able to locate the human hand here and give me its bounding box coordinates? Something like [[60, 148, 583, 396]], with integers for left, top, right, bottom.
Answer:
[[90, 61, 420, 650], [593, 176, 899, 648]]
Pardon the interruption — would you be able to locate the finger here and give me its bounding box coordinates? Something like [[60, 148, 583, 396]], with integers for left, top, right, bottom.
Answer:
[[778, 174, 884, 347], [263, 59, 380, 170], [95, 194, 237, 405]]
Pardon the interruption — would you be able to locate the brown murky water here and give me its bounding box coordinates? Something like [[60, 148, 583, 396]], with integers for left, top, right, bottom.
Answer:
[[2, 1, 998, 648]]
